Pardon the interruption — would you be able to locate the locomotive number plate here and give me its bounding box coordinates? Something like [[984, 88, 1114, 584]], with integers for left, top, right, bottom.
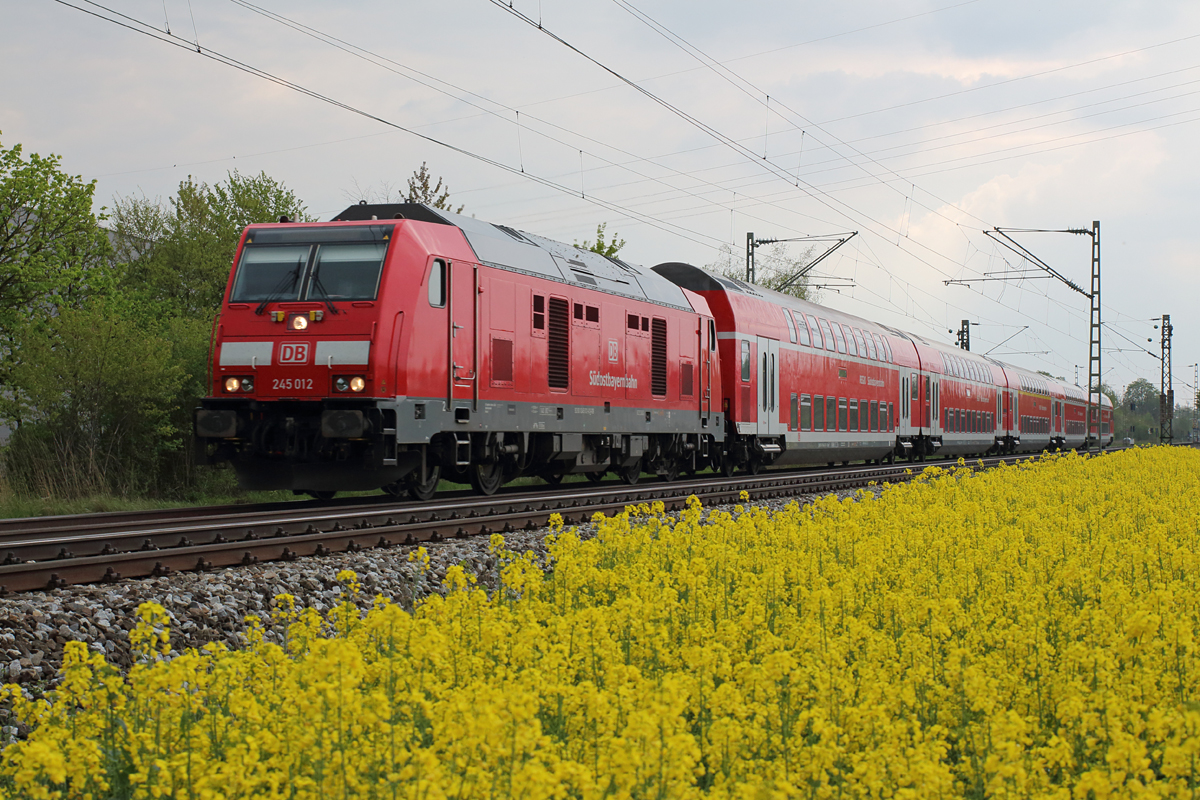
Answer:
[[272, 377, 315, 391]]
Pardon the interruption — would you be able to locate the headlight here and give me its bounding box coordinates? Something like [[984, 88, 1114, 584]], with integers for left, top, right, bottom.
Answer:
[[240, 376, 253, 393], [349, 376, 366, 392], [335, 377, 349, 392], [290, 314, 308, 331], [224, 377, 241, 393]]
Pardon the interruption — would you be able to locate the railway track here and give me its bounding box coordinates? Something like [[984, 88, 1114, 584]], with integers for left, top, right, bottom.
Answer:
[[0, 451, 1057, 595]]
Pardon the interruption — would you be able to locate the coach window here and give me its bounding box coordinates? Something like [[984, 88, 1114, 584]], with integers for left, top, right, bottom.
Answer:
[[838, 398, 848, 431], [761, 352, 768, 409], [882, 336, 893, 363], [807, 314, 825, 349], [801, 394, 812, 430], [428, 259, 446, 307], [814, 395, 825, 430], [819, 319, 838, 353], [888, 402, 894, 431], [790, 393, 798, 430], [901, 377, 908, 418], [741, 340, 751, 381], [794, 312, 811, 346], [864, 332, 877, 360], [784, 309, 797, 343], [843, 325, 858, 356], [853, 328, 867, 357], [849, 399, 859, 431], [831, 323, 847, 354], [861, 399, 870, 431], [826, 396, 837, 431]]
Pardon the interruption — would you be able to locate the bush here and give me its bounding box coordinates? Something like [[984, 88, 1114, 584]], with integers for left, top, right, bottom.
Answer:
[[2, 305, 185, 498]]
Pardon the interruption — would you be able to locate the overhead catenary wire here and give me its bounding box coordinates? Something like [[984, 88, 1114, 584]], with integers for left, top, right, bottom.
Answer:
[[49, 0, 1177, 388], [49, 0, 729, 250]]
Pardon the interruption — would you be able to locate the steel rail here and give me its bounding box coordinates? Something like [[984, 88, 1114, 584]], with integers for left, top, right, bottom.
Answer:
[[0, 451, 1077, 595]]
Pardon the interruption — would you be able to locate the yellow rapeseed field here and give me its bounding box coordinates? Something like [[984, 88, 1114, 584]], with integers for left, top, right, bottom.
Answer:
[[3, 447, 1200, 799]]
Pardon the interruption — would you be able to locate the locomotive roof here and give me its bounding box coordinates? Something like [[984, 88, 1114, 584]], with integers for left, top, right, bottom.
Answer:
[[332, 203, 693, 311]]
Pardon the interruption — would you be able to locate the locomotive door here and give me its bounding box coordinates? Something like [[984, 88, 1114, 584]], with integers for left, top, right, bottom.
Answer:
[[700, 319, 705, 419], [756, 337, 782, 436], [448, 261, 478, 407]]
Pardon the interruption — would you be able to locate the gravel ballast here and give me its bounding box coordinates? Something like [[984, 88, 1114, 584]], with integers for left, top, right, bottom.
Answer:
[[0, 488, 878, 689]]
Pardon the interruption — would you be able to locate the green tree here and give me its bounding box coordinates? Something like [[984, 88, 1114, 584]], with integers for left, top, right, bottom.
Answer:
[[707, 242, 818, 301], [3, 304, 185, 497], [575, 223, 626, 258], [111, 171, 309, 318], [1123, 378, 1159, 420], [405, 162, 463, 213], [0, 136, 113, 388]]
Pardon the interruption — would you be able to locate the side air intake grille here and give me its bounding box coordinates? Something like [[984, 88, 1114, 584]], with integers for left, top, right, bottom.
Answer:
[[548, 297, 569, 390], [651, 318, 667, 396]]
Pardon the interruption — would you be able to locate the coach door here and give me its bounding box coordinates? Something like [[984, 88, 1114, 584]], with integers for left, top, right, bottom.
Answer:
[[756, 337, 782, 436], [448, 260, 478, 408]]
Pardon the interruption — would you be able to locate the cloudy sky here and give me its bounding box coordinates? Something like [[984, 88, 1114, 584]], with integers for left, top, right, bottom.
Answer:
[[4, 0, 1199, 399]]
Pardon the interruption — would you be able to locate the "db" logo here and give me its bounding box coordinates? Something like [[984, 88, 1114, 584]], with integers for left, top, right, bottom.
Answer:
[[608, 339, 619, 363], [279, 342, 310, 364]]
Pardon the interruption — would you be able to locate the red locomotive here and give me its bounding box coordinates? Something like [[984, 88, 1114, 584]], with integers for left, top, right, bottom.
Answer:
[[194, 203, 1113, 498]]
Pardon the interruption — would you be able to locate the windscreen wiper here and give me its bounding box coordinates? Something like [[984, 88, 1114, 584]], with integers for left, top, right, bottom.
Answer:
[[308, 271, 341, 315], [254, 266, 301, 315]]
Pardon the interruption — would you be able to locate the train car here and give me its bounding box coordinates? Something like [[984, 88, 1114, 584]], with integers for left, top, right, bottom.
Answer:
[[195, 203, 723, 498], [654, 264, 909, 469], [654, 261, 1113, 469]]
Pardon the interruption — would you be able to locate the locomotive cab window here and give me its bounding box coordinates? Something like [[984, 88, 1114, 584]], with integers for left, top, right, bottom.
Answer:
[[428, 258, 447, 308], [709, 319, 717, 351], [231, 245, 310, 303], [307, 243, 387, 301], [231, 224, 393, 305]]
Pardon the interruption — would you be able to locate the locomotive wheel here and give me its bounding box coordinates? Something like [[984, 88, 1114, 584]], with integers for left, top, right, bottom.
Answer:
[[586, 470, 606, 483], [745, 459, 761, 476], [470, 461, 505, 496], [660, 460, 680, 483], [306, 490, 336, 501], [542, 471, 564, 485], [619, 461, 642, 485], [721, 455, 737, 477], [406, 465, 441, 502]]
